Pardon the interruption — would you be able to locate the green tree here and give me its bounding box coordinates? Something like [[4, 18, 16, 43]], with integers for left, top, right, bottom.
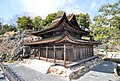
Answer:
[[16, 16, 34, 30], [40, 10, 65, 28], [40, 11, 90, 30], [0, 24, 9, 35], [33, 16, 42, 30], [40, 13, 57, 28], [55, 10, 65, 18], [0, 23, 16, 35], [75, 13, 90, 30], [91, 1, 120, 50], [9, 25, 16, 31], [0, 22, 2, 27]]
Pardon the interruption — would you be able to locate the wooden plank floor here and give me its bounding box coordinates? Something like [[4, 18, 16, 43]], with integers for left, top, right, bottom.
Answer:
[[31, 55, 98, 68]]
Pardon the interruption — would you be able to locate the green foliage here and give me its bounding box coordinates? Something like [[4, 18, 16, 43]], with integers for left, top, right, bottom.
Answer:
[[0, 53, 7, 62], [7, 60, 15, 63], [40, 10, 90, 30], [91, 1, 120, 46], [16, 16, 44, 31], [33, 16, 42, 30], [40, 10, 65, 28], [40, 13, 57, 28], [0, 10, 91, 34], [0, 23, 16, 35], [16, 16, 34, 30], [81, 36, 90, 40], [75, 13, 90, 30]]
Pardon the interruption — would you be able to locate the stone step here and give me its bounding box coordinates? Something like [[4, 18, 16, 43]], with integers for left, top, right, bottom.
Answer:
[[23, 59, 55, 74]]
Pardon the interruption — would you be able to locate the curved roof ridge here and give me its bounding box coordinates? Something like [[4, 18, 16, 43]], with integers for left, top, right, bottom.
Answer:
[[33, 12, 68, 34], [31, 13, 89, 36], [68, 13, 74, 21], [23, 32, 99, 46]]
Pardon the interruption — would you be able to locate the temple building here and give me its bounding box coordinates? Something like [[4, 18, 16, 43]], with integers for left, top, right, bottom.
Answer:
[[23, 13, 99, 67]]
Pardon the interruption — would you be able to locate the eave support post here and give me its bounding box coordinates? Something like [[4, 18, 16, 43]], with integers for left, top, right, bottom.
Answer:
[[38, 46, 41, 60], [34, 47, 36, 59], [54, 45, 56, 63], [46, 46, 48, 62], [91, 45, 94, 56], [64, 44, 66, 67], [29, 46, 31, 59]]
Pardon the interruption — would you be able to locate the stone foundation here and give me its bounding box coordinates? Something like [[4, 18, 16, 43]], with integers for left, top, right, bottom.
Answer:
[[48, 58, 103, 80], [22, 57, 103, 80]]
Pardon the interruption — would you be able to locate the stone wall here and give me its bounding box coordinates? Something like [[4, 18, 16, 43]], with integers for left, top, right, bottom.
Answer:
[[48, 57, 103, 80], [69, 58, 102, 80]]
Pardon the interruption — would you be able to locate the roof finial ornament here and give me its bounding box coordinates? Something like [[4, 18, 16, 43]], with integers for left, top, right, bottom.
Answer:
[[62, 12, 66, 17], [71, 12, 74, 15]]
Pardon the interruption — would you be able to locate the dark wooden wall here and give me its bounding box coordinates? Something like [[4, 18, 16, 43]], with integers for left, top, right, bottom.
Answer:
[[29, 44, 94, 63]]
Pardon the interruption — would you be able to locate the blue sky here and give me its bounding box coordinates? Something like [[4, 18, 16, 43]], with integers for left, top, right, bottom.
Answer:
[[0, 0, 119, 23]]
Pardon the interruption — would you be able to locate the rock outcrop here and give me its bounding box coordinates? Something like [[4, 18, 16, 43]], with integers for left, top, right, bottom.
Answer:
[[0, 30, 36, 61]]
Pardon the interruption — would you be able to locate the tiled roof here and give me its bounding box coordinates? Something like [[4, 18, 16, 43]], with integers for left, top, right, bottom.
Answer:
[[31, 13, 89, 36], [23, 32, 99, 46]]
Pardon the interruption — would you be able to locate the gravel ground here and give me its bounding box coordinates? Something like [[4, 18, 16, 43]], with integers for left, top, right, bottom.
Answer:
[[73, 61, 119, 81], [0, 79, 7, 81], [5, 61, 66, 81], [0, 69, 7, 81], [0, 77, 7, 81]]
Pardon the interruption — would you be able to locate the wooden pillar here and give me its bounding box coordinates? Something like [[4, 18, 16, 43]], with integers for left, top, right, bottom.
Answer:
[[77, 45, 79, 60], [87, 47, 89, 57], [54, 45, 56, 63], [29, 46, 31, 59], [46, 46, 48, 62], [88, 47, 90, 57], [80, 47, 82, 59], [74, 45, 78, 61], [72, 45, 74, 61], [84, 47, 86, 58], [31, 47, 33, 59], [89, 46, 91, 57], [84, 47, 87, 58], [89, 46, 92, 57], [22, 46, 25, 57], [86, 47, 88, 58], [82, 47, 84, 59], [73, 45, 76, 61], [83, 47, 85, 59], [38, 46, 41, 60], [79, 46, 81, 60], [34, 47, 36, 59], [91, 46, 94, 56], [76, 46, 78, 60], [64, 44, 66, 67]]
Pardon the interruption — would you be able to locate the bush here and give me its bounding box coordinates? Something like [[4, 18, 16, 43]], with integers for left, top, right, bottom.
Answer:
[[7, 60, 15, 63]]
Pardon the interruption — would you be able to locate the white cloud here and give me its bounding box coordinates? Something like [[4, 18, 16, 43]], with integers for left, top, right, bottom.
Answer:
[[20, 0, 85, 18], [91, 2, 97, 9]]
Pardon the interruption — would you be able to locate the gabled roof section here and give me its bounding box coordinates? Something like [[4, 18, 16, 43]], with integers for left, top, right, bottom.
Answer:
[[23, 32, 99, 46], [32, 13, 89, 36], [69, 14, 81, 29], [32, 13, 67, 35]]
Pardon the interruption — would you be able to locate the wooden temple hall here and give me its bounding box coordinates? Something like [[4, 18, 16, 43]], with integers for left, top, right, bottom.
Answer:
[[23, 13, 99, 67]]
